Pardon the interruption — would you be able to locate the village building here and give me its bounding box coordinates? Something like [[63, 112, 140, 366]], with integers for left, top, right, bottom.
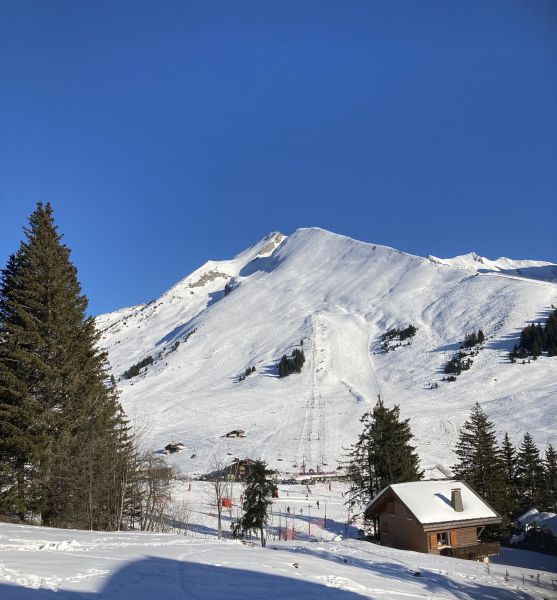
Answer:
[[364, 480, 501, 561], [164, 442, 186, 454], [221, 458, 257, 481], [223, 429, 247, 438]]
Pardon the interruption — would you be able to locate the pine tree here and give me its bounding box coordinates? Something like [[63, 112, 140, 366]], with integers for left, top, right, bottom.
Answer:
[[344, 397, 422, 514], [232, 460, 277, 546], [452, 403, 505, 513], [0, 202, 132, 529], [499, 432, 519, 521], [464, 332, 478, 348], [543, 444, 557, 512], [477, 329, 485, 344], [278, 355, 288, 378], [0, 251, 30, 520], [516, 432, 545, 511]]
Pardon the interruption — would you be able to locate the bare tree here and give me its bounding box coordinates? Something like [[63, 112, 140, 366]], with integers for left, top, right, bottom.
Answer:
[[204, 457, 233, 539], [168, 499, 192, 535], [126, 451, 176, 531]]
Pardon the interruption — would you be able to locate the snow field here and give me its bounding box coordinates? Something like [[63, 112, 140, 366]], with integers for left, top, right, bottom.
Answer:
[[1, 479, 556, 599]]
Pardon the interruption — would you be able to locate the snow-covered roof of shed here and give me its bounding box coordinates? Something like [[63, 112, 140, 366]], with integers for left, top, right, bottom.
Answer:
[[368, 480, 499, 525], [516, 508, 557, 535]]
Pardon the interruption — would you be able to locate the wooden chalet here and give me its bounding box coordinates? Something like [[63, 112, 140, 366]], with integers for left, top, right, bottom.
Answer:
[[223, 429, 247, 439], [223, 458, 257, 481], [164, 442, 186, 454], [364, 480, 501, 561]]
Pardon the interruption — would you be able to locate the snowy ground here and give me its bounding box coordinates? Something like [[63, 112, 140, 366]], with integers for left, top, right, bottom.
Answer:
[[4, 480, 555, 599], [1, 524, 556, 598]]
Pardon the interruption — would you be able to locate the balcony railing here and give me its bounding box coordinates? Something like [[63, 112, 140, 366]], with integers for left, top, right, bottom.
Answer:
[[440, 541, 501, 561]]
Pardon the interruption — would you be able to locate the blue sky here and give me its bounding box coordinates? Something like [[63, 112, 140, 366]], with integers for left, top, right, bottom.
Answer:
[[1, 0, 556, 315]]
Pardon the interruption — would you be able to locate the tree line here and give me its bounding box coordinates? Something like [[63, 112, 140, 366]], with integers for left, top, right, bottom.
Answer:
[[344, 398, 556, 534], [452, 403, 556, 521], [124, 355, 154, 379], [278, 347, 305, 377], [510, 308, 557, 360]]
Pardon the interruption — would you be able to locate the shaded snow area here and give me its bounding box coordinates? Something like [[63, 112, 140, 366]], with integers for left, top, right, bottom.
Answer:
[[96, 228, 557, 477], [2, 521, 557, 599]]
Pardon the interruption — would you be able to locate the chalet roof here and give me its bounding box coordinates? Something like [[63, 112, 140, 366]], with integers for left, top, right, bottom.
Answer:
[[366, 480, 500, 526]]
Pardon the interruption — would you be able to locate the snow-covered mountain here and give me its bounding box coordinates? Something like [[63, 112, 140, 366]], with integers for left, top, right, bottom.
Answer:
[[428, 252, 557, 282], [97, 228, 557, 477]]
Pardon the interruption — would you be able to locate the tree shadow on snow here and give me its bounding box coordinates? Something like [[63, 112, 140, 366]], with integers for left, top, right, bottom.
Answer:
[[0, 556, 372, 599], [429, 342, 462, 354]]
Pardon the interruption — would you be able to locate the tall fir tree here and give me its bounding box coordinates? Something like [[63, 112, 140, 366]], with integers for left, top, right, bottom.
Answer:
[[499, 432, 519, 521], [344, 397, 423, 514], [515, 432, 545, 512], [452, 403, 505, 513], [543, 444, 557, 512], [232, 460, 277, 547], [0, 202, 132, 529]]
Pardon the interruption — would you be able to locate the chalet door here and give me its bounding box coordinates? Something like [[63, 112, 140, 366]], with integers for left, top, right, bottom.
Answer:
[[450, 530, 458, 547]]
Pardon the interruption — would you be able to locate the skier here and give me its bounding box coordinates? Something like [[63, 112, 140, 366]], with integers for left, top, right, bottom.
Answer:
[[287, 506, 291, 515], [316, 500, 320, 509]]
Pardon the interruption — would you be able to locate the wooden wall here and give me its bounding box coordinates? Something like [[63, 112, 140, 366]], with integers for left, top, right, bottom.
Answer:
[[426, 526, 479, 554], [379, 497, 428, 553], [378, 494, 480, 555]]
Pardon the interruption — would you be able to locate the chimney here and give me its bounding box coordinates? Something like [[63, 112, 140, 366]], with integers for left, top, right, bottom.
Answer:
[[451, 488, 463, 512]]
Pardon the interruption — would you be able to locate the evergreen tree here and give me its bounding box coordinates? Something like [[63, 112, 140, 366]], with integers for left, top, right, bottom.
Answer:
[[516, 432, 545, 511], [512, 312, 557, 359], [344, 397, 422, 514], [278, 348, 306, 378], [0, 202, 132, 529], [499, 432, 519, 521], [477, 329, 485, 344], [232, 460, 277, 547], [464, 332, 478, 348], [278, 355, 288, 378], [543, 444, 557, 512], [452, 403, 505, 513], [0, 251, 30, 519]]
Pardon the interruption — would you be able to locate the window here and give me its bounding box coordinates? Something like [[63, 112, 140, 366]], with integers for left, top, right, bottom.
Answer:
[[436, 531, 450, 546]]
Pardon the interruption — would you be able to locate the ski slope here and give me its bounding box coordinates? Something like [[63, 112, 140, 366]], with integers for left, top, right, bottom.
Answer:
[[96, 228, 557, 476]]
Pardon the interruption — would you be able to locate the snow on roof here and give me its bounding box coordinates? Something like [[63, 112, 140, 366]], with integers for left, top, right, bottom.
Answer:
[[371, 480, 499, 525], [516, 508, 540, 525], [516, 508, 557, 536]]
